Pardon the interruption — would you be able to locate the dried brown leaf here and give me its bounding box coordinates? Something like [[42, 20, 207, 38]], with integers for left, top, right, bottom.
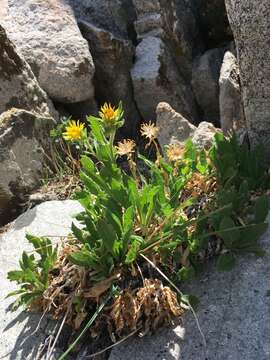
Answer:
[[84, 273, 121, 299]]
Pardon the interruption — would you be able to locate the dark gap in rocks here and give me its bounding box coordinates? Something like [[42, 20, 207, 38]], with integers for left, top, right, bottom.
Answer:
[[194, 0, 234, 50], [0, 195, 26, 227], [121, 0, 138, 46]]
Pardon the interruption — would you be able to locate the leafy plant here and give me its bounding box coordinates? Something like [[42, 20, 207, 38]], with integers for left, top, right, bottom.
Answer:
[[7, 103, 270, 349], [7, 234, 57, 307]]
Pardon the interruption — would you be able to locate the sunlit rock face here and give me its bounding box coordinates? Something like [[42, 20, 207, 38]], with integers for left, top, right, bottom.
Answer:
[[0, 25, 57, 118], [225, 0, 270, 154], [0, 0, 95, 104]]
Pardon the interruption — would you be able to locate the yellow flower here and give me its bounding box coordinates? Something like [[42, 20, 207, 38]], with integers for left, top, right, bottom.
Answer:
[[99, 103, 118, 122], [167, 143, 185, 162], [63, 120, 85, 141], [140, 123, 159, 143], [115, 139, 136, 157]]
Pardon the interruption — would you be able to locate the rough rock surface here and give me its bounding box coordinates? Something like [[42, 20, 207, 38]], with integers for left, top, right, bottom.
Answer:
[[0, 109, 54, 224], [131, 0, 201, 124], [192, 47, 226, 125], [133, 0, 202, 75], [0, 0, 95, 103], [219, 51, 245, 133], [156, 102, 218, 150], [0, 200, 83, 359], [69, 0, 136, 41], [79, 20, 140, 139], [110, 215, 270, 360], [67, 0, 139, 137], [132, 36, 198, 123], [192, 122, 219, 149], [225, 0, 270, 154], [156, 102, 196, 148], [0, 25, 57, 118]]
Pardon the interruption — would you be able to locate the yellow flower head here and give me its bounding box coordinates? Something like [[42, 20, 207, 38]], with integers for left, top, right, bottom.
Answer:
[[167, 143, 185, 162], [140, 122, 159, 143], [63, 120, 85, 141], [99, 103, 118, 122], [115, 139, 136, 157]]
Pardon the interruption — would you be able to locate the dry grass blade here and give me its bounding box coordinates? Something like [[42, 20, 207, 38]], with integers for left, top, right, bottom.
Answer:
[[85, 329, 139, 359], [58, 289, 115, 360], [46, 307, 70, 360]]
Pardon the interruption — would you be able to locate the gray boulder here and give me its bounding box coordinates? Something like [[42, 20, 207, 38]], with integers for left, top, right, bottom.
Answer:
[[156, 102, 196, 148], [225, 0, 270, 155], [78, 20, 140, 138], [110, 215, 270, 360], [192, 121, 219, 149], [0, 200, 83, 359], [192, 47, 226, 125], [131, 0, 201, 124], [133, 0, 163, 38], [0, 25, 57, 118], [219, 51, 245, 134], [0, 109, 54, 224], [132, 37, 198, 123], [156, 102, 218, 151], [0, 0, 95, 103], [133, 0, 202, 75]]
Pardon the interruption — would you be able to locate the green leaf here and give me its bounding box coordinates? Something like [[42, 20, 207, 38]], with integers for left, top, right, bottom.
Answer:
[[81, 155, 95, 174], [6, 289, 28, 299], [96, 219, 118, 255], [7, 270, 24, 282], [72, 222, 85, 244], [218, 216, 240, 248], [80, 172, 100, 196], [255, 195, 269, 223], [217, 253, 236, 271], [20, 291, 43, 306], [122, 206, 134, 233], [68, 250, 96, 267], [125, 236, 143, 264], [87, 116, 106, 144], [180, 294, 200, 309], [233, 223, 268, 249], [177, 266, 195, 282], [21, 252, 35, 271]]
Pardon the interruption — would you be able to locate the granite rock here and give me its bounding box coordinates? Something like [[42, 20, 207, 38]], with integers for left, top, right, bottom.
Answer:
[[1, 0, 95, 103], [0, 109, 54, 224], [156, 102, 196, 149], [192, 47, 227, 125], [156, 102, 218, 151], [0, 200, 83, 359], [225, 0, 270, 156], [132, 37, 197, 123], [0, 25, 57, 118], [219, 51, 245, 133]]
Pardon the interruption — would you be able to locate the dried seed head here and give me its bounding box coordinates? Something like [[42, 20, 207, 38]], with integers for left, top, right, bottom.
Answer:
[[140, 123, 159, 143], [115, 139, 136, 157], [167, 143, 185, 162]]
